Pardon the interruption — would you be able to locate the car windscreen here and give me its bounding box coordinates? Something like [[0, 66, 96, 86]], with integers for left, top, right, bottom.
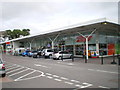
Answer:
[[59, 51, 69, 54], [32, 51, 37, 53], [47, 50, 53, 52]]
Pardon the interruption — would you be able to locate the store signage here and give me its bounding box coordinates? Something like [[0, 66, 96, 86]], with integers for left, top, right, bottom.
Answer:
[[76, 36, 92, 42], [6, 42, 10, 46]]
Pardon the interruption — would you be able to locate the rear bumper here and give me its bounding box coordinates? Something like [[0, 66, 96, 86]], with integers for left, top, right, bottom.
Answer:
[[0, 70, 6, 75]]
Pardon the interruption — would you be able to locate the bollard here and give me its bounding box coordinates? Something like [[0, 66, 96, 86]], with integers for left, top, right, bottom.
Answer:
[[101, 55, 103, 65], [72, 53, 74, 62], [85, 55, 87, 63], [111, 53, 117, 64], [118, 55, 120, 65], [61, 53, 63, 61]]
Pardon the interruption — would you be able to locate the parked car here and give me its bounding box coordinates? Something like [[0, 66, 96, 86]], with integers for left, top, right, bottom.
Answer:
[[33, 50, 42, 58], [22, 50, 30, 56], [0, 59, 6, 77], [41, 49, 54, 58], [52, 51, 72, 60], [28, 51, 37, 57]]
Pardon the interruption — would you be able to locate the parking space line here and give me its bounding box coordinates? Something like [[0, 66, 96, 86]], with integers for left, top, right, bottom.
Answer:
[[60, 77, 69, 80], [46, 73, 52, 75], [53, 75, 59, 78], [46, 76, 53, 79], [71, 80, 80, 83], [6, 64, 17, 68], [6, 66, 20, 71], [9, 68, 30, 77], [64, 81, 73, 85], [54, 78, 62, 82], [7, 67, 24, 74], [98, 86, 110, 89], [14, 70, 36, 81]]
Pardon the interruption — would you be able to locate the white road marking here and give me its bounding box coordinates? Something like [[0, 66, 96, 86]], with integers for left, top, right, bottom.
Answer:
[[46, 73, 52, 75], [75, 84, 82, 87], [99, 86, 110, 89], [64, 81, 73, 85], [53, 75, 59, 78], [88, 69, 118, 74], [68, 63, 74, 65], [7, 67, 24, 74], [46, 76, 53, 79], [96, 70, 118, 74], [9, 68, 30, 77], [6, 64, 17, 68], [54, 78, 62, 82], [34, 64, 49, 68], [15, 74, 44, 81], [71, 80, 80, 83], [14, 70, 36, 81], [60, 77, 69, 80], [82, 82, 93, 88], [6, 66, 20, 71]]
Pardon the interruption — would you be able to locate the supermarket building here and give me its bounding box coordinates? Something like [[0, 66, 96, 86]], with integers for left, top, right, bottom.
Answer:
[[0, 18, 120, 58]]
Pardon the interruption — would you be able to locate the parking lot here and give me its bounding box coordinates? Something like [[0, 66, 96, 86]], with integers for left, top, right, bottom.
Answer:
[[0, 54, 119, 89]]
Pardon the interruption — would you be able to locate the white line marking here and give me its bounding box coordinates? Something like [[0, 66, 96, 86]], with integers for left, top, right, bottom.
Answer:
[[99, 86, 110, 89], [54, 79, 62, 82], [68, 63, 74, 65], [60, 77, 69, 80], [9, 68, 30, 77], [71, 80, 80, 83], [6, 64, 17, 68], [75, 84, 82, 87], [6, 66, 20, 71], [96, 70, 118, 74], [46, 76, 53, 79], [7, 67, 24, 74], [46, 73, 52, 75], [64, 81, 73, 85], [34, 64, 41, 66], [53, 75, 59, 78], [34, 64, 49, 68], [15, 75, 44, 81], [82, 82, 93, 88], [88, 69, 118, 74], [14, 70, 36, 81]]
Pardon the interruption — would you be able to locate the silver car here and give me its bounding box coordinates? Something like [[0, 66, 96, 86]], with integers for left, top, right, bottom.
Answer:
[[52, 51, 72, 60], [0, 59, 6, 77]]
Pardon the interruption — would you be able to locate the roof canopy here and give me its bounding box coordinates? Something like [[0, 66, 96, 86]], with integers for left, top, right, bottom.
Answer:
[[0, 18, 119, 44]]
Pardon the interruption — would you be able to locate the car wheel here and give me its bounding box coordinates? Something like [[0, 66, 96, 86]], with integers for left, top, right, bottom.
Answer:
[[58, 56, 62, 60], [2, 73, 6, 77]]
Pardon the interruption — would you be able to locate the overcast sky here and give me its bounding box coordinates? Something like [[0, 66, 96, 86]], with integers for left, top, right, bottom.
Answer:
[[0, 0, 118, 35]]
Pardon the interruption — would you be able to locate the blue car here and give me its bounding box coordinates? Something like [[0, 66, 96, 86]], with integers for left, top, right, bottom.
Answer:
[[22, 50, 30, 56]]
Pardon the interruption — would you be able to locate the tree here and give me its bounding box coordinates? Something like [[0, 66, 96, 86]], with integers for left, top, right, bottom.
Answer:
[[22, 29, 30, 36], [3, 29, 30, 40]]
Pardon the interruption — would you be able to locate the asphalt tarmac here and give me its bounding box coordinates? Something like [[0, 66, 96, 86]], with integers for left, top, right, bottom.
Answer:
[[1, 54, 119, 89]]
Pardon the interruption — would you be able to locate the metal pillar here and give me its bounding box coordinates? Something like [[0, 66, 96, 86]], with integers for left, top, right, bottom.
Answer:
[[49, 33, 60, 50], [86, 38, 88, 60], [77, 28, 97, 62]]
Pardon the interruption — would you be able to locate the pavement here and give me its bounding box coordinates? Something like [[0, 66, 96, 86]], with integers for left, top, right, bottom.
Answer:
[[0, 54, 119, 89]]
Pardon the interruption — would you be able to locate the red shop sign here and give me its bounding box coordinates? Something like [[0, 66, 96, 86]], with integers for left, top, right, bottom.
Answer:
[[76, 36, 92, 42]]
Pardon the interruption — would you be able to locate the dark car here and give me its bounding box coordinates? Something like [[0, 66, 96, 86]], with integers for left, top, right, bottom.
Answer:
[[28, 51, 38, 57], [33, 50, 42, 58]]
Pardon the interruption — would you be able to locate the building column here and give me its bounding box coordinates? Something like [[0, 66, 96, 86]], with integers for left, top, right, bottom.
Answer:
[[96, 32, 99, 56]]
